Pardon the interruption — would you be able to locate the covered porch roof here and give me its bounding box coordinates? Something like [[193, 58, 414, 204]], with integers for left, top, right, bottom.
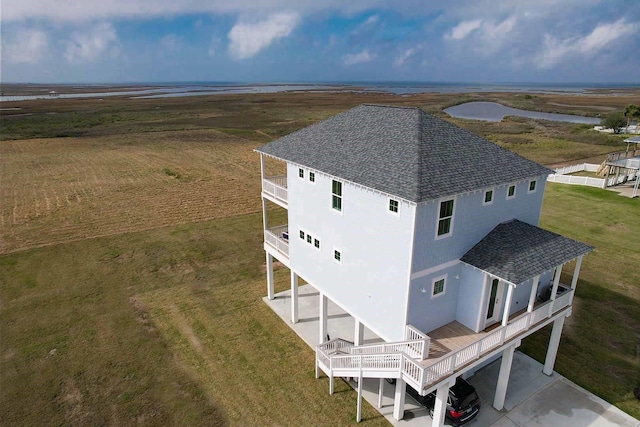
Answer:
[[460, 219, 594, 285]]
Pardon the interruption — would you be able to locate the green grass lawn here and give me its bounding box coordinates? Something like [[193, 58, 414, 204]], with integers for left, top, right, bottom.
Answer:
[[521, 183, 640, 418], [0, 213, 388, 426], [2, 184, 638, 425]]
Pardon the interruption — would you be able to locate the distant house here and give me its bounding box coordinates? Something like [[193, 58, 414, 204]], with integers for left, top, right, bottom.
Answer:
[[256, 105, 593, 426]]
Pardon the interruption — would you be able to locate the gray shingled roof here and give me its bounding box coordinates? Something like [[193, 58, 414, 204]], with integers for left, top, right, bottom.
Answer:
[[460, 219, 594, 285], [256, 104, 552, 202]]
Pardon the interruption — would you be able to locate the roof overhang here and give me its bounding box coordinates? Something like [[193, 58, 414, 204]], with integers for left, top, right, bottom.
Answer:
[[460, 219, 594, 285]]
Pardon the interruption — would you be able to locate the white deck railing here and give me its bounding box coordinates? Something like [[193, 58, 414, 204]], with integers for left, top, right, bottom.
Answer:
[[264, 225, 289, 258], [316, 287, 574, 394], [350, 339, 426, 360], [263, 175, 288, 204]]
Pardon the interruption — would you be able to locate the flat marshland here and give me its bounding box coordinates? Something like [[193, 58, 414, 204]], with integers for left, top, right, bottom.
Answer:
[[1, 90, 639, 425]]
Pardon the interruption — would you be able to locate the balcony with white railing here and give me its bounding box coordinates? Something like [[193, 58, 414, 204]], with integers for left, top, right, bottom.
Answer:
[[264, 224, 289, 260], [262, 175, 288, 206], [316, 284, 575, 394]]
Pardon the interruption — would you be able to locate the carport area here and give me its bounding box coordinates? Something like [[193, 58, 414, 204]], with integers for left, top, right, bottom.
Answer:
[[264, 284, 640, 427]]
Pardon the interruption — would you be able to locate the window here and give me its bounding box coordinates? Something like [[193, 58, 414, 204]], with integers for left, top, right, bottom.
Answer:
[[306, 235, 312, 244], [528, 180, 537, 193], [334, 250, 341, 262], [432, 277, 446, 297], [298, 168, 304, 178], [314, 239, 320, 249], [437, 199, 454, 237], [299, 230, 305, 240], [332, 180, 342, 211], [483, 190, 493, 205], [507, 185, 516, 199], [309, 172, 315, 182], [389, 199, 399, 213]]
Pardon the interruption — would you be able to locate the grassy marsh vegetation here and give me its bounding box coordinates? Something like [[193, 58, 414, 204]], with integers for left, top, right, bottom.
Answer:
[[1, 91, 639, 425]]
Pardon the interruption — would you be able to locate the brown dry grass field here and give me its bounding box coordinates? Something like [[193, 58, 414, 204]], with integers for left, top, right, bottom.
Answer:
[[1, 90, 639, 425]]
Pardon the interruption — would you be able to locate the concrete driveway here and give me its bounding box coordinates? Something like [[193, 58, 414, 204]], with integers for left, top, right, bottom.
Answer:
[[264, 284, 640, 427]]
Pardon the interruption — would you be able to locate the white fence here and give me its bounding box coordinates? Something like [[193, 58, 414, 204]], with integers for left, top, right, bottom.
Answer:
[[547, 163, 605, 188]]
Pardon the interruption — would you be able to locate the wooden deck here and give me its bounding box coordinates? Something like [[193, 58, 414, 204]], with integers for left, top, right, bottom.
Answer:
[[423, 321, 486, 362]]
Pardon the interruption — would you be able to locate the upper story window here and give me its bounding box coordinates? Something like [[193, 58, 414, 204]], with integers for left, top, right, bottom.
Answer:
[[432, 276, 446, 297], [332, 180, 342, 211], [483, 190, 493, 205], [334, 249, 341, 262], [389, 199, 399, 213], [437, 199, 454, 237], [306, 234, 312, 244], [298, 168, 304, 179], [299, 230, 305, 240], [314, 238, 320, 249], [507, 185, 516, 199], [528, 180, 537, 193], [309, 172, 315, 182]]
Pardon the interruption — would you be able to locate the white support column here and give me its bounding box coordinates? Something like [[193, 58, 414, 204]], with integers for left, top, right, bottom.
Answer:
[[543, 316, 566, 375], [354, 319, 364, 346], [319, 293, 328, 344], [570, 256, 583, 290], [493, 344, 516, 410], [290, 271, 298, 324], [527, 275, 540, 313], [261, 190, 268, 232], [266, 253, 274, 300], [357, 356, 363, 423], [392, 379, 406, 421], [548, 264, 562, 317], [260, 153, 265, 181], [377, 378, 384, 408], [431, 383, 449, 427], [501, 284, 515, 327], [569, 256, 583, 306]]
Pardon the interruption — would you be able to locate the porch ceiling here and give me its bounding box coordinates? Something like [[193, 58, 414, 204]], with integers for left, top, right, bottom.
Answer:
[[460, 219, 593, 285]]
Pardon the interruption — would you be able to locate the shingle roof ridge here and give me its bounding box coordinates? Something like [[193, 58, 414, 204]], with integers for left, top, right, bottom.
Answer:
[[360, 103, 422, 110]]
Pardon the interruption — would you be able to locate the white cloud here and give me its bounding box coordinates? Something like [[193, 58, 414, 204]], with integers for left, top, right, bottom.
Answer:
[[342, 49, 375, 66], [445, 16, 517, 56], [64, 22, 119, 63], [4, 28, 48, 64], [228, 12, 300, 60], [537, 19, 638, 68], [394, 44, 426, 67], [445, 19, 481, 40]]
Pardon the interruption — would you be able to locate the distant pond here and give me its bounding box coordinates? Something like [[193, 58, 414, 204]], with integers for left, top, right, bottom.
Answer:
[[444, 102, 601, 124]]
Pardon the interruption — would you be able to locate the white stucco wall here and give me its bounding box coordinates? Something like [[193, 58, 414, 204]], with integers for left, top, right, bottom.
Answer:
[[287, 163, 416, 342]]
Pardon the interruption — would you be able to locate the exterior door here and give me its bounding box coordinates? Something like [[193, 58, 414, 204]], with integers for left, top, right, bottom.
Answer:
[[485, 278, 504, 327]]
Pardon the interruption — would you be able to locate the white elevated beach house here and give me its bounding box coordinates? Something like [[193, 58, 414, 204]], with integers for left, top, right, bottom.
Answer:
[[256, 105, 593, 426]]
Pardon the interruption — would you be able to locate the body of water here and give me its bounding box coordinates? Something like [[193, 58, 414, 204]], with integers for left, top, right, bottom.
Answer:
[[1, 82, 637, 103], [444, 101, 601, 124]]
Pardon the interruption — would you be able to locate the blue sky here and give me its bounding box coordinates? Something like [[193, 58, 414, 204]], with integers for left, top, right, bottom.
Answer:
[[2, 0, 639, 83]]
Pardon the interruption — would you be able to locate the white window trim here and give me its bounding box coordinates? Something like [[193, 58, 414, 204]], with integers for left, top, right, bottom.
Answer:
[[309, 171, 316, 184], [331, 179, 343, 214], [431, 274, 447, 299], [506, 184, 516, 200], [313, 238, 320, 250], [528, 179, 537, 194], [333, 248, 342, 263], [435, 198, 455, 240], [483, 189, 494, 206], [299, 229, 305, 240], [298, 168, 304, 179], [388, 197, 400, 215]]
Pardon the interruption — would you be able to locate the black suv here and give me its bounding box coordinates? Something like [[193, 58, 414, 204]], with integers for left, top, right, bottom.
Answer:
[[388, 377, 481, 426]]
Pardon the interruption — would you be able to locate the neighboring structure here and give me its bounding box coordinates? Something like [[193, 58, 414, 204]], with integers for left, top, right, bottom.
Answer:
[[598, 136, 640, 197], [256, 105, 593, 426]]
